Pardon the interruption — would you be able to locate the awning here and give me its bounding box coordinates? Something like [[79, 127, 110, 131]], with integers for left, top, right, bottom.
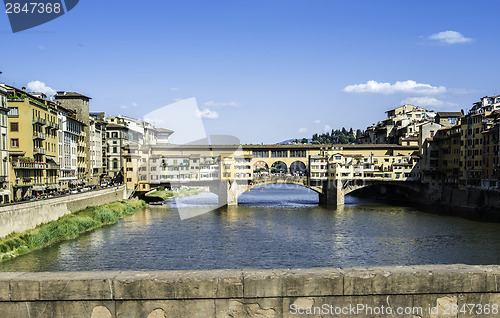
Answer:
[[31, 185, 46, 191], [45, 156, 58, 163], [9, 151, 26, 156], [0, 190, 11, 196], [47, 184, 60, 190]]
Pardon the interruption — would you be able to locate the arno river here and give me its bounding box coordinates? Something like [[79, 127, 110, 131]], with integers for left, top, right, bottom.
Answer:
[[1, 184, 500, 272]]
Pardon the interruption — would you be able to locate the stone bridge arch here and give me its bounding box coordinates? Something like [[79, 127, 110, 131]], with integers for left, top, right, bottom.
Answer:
[[270, 161, 287, 174], [342, 180, 422, 196], [320, 179, 423, 205]]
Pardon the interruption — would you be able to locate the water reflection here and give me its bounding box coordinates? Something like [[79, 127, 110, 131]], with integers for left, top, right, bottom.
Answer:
[[1, 184, 500, 272]]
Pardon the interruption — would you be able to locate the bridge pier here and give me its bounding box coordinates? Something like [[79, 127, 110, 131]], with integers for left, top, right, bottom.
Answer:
[[216, 180, 246, 206], [319, 179, 345, 205]]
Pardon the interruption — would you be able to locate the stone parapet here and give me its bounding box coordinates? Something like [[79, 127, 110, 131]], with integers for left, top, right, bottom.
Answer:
[[0, 185, 127, 238], [0, 264, 499, 317]]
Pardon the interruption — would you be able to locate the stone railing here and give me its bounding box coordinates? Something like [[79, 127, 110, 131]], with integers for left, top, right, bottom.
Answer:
[[12, 161, 47, 169], [0, 265, 498, 317], [252, 175, 307, 185]]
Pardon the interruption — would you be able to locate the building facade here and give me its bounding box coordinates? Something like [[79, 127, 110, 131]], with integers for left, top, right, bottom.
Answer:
[[57, 106, 83, 189], [0, 85, 10, 202], [3, 85, 59, 200], [54, 92, 91, 183]]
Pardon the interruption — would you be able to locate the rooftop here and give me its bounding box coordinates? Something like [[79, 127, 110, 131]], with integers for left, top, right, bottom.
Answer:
[[436, 112, 463, 117], [55, 91, 92, 100]]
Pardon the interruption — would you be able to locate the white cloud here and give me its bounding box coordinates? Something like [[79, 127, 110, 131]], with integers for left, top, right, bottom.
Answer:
[[38, 45, 45, 50], [401, 97, 458, 108], [196, 108, 219, 119], [120, 105, 128, 109], [429, 31, 472, 44], [203, 101, 242, 107], [323, 124, 331, 132], [298, 127, 308, 133], [313, 119, 321, 124], [343, 80, 446, 95], [173, 98, 185, 102], [170, 88, 179, 91], [131, 102, 138, 107], [26, 81, 56, 96]]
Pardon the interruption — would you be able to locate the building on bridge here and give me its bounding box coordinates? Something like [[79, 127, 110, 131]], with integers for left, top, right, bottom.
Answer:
[[124, 144, 420, 205]]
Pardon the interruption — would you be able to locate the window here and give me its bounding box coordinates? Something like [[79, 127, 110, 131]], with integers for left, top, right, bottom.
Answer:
[[8, 107, 18, 117], [10, 122, 19, 132], [252, 150, 269, 158], [11, 139, 19, 148], [271, 150, 287, 158], [113, 147, 117, 153], [290, 150, 306, 157]]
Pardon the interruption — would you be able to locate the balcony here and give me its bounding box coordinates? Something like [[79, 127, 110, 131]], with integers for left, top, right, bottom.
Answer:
[[46, 162, 60, 170], [32, 132, 46, 140], [12, 161, 47, 169], [33, 147, 47, 155], [32, 116, 46, 125], [47, 121, 59, 130]]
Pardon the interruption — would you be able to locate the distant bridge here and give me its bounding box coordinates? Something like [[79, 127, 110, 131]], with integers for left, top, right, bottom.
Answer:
[[127, 143, 421, 205]]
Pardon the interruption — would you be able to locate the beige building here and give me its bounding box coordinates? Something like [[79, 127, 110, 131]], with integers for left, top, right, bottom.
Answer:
[[106, 118, 129, 180], [358, 104, 435, 145], [54, 92, 91, 183]]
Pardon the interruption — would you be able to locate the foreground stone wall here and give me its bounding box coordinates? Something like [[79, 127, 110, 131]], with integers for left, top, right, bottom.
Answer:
[[0, 185, 127, 238], [0, 264, 499, 317]]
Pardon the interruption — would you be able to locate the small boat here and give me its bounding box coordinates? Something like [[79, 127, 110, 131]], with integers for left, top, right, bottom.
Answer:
[[148, 201, 165, 205]]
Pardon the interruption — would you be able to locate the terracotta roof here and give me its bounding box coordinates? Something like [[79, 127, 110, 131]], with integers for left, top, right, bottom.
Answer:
[[436, 112, 463, 117], [106, 123, 127, 128], [55, 92, 92, 99]]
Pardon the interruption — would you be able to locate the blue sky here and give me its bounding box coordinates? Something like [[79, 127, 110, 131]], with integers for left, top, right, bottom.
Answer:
[[1, 0, 499, 143]]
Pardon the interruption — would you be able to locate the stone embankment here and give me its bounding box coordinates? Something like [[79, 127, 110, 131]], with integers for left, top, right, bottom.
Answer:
[[0, 185, 127, 239], [0, 264, 499, 317]]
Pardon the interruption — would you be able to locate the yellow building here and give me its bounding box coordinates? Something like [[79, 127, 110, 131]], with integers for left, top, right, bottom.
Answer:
[[460, 113, 486, 188], [2, 85, 59, 200]]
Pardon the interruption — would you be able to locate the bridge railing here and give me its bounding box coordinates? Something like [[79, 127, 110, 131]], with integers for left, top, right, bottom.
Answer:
[[252, 175, 307, 185]]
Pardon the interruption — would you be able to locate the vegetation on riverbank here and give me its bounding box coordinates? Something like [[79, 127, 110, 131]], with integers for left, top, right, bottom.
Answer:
[[0, 199, 146, 261], [145, 187, 204, 201]]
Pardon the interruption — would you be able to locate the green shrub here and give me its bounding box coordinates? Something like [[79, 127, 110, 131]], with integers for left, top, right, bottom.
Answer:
[[52, 219, 80, 240], [0, 199, 145, 261], [0, 244, 8, 253], [5, 238, 23, 250], [74, 217, 98, 232], [92, 207, 119, 224], [16, 246, 28, 254]]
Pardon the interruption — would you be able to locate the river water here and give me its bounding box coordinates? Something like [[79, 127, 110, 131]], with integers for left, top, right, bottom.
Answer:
[[1, 184, 500, 272]]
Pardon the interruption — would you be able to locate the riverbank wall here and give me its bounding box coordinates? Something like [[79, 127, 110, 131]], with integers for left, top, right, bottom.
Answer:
[[0, 264, 498, 317], [0, 185, 127, 239]]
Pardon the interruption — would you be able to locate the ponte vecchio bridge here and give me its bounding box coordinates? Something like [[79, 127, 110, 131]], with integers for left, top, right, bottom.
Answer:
[[125, 144, 421, 205]]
